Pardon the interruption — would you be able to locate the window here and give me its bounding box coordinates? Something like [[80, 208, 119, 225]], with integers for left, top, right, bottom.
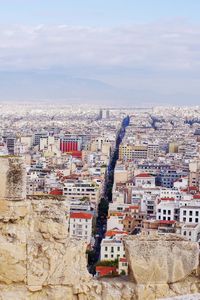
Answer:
[[196, 211, 199, 216], [183, 217, 186, 222], [163, 210, 166, 215], [189, 211, 193, 216], [158, 209, 161, 213], [105, 247, 108, 251], [189, 217, 192, 223], [189, 231, 191, 236], [195, 218, 198, 223], [111, 254, 114, 258], [168, 217, 171, 221], [183, 231, 186, 236], [117, 247, 120, 252], [105, 254, 108, 258], [111, 247, 114, 253], [168, 210, 171, 215], [163, 216, 166, 220]]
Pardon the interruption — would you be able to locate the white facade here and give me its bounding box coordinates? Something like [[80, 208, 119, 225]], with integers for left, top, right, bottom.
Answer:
[[160, 188, 181, 201], [180, 224, 200, 242], [63, 180, 100, 204], [100, 237, 125, 261], [69, 212, 93, 244], [135, 174, 155, 188], [156, 201, 179, 221], [180, 206, 200, 224], [107, 215, 124, 231]]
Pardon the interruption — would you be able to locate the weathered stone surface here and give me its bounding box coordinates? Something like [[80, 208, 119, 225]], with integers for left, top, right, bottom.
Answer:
[[26, 198, 90, 286], [124, 234, 199, 285], [0, 243, 26, 284], [160, 294, 200, 300], [0, 157, 26, 200]]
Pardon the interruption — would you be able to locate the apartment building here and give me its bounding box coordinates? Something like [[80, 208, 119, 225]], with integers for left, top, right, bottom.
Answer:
[[180, 206, 200, 224], [63, 179, 100, 204], [69, 212, 93, 244], [100, 231, 127, 261]]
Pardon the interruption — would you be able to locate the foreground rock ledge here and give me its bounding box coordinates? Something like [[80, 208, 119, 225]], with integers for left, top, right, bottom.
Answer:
[[124, 234, 199, 285]]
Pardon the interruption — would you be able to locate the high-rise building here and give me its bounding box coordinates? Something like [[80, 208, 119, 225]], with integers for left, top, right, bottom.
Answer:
[[99, 109, 103, 120], [33, 132, 48, 146], [6, 136, 16, 155]]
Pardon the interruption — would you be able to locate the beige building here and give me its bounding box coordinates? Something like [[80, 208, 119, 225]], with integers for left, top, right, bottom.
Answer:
[[189, 160, 200, 188]]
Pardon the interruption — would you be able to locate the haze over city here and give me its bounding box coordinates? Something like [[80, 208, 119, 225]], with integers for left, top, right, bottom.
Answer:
[[0, 0, 200, 105]]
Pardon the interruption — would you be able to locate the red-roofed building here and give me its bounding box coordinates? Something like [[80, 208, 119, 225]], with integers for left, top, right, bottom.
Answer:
[[118, 258, 128, 275], [105, 230, 128, 237], [135, 173, 152, 178], [96, 266, 117, 277], [69, 212, 93, 244], [135, 173, 155, 188], [70, 212, 93, 219], [49, 188, 63, 196], [159, 197, 175, 202]]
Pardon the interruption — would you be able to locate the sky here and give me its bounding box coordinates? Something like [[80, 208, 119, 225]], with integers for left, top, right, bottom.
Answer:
[[0, 0, 200, 106]]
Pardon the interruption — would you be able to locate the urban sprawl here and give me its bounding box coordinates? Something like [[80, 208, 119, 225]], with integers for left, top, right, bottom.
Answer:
[[1, 103, 200, 278]]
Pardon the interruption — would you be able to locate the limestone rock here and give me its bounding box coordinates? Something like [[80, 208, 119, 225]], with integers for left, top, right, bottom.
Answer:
[[0, 156, 26, 200], [124, 234, 199, 285], [0, 242, 26, 284]]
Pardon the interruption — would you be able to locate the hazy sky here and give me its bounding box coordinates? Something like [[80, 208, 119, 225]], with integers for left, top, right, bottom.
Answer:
[[0, 0, 200, 105]]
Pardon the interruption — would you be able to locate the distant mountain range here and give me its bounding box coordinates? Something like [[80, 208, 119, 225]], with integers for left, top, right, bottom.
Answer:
[[0, 71, 199, 106]]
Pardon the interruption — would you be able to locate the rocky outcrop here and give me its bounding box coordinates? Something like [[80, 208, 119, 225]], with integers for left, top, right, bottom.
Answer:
[[124, 234, 199, 285], [0, 156, 26, 200], [0, 157, 200, 300]]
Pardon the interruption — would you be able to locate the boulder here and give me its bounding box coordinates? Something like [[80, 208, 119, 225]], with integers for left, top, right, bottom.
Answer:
[[124, 234, 199, 285]]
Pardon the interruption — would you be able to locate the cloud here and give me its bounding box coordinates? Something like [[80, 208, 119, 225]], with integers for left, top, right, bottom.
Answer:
[[0, 21, 200, 72]]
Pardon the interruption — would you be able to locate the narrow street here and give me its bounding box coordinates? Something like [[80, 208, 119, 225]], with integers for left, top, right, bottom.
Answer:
[[88, 115, 130, 274]]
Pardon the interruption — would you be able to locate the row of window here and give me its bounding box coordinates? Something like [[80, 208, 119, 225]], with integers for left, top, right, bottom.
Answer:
[[182, 210, 199, 216], [182, 217, 199, 223], [104, 254, 126, 258], [72, 224, 88, 228], [72, 231, 89, 235], [104, 246, 121, 252], [158, 209, 172, 214]]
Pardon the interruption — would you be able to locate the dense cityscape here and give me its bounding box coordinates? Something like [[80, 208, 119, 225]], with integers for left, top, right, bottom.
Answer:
[[1, 104, 200, 282]]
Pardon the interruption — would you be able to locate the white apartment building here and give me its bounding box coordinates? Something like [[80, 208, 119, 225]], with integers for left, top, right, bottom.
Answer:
[[69, 212, 93, 244], [100, 235, 126, 261], [160, 188, 181, 201], [107, 215, 124, 231], [180, 206, 200, 224], [180, 223, 200, 242], [135, 173, 155, 188], [63, 180, 100, 204], [156, 200, 179, 221], [147, 144, 159, 159]]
